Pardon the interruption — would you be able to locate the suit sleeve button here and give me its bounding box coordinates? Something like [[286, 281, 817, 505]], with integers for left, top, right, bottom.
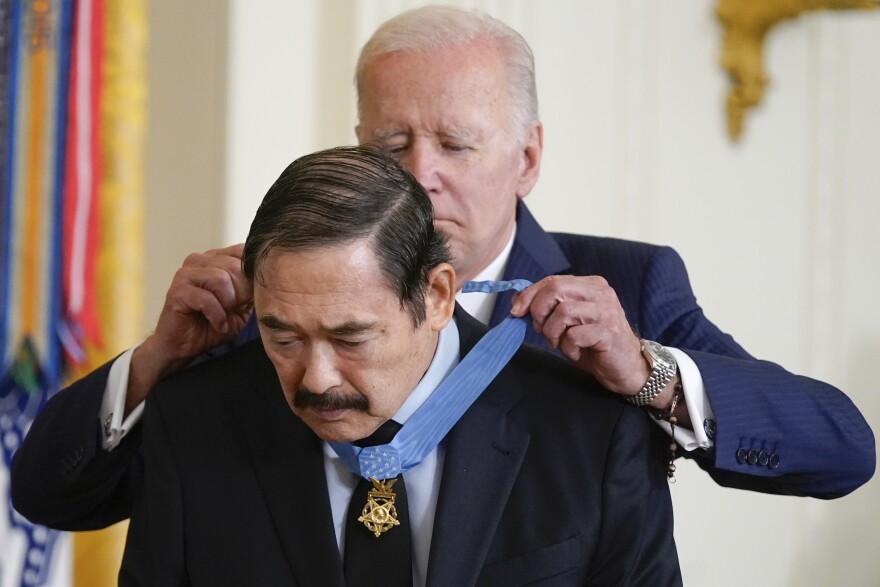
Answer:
[[736, 448, 748, 464], [758, 450, 769, 466], [768, 453, 780, 469], [747, 449, 759, 465]]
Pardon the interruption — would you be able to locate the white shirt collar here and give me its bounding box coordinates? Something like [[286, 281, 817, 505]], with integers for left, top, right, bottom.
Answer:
[[454, 223, 517, 324], [391, 318, 460, 424]]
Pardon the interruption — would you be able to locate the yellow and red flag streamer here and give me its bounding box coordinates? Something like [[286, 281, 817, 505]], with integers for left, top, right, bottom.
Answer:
[[0, 0, 145, 585]]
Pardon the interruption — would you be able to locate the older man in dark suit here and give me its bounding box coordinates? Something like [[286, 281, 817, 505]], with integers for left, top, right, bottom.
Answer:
[[118, 146, 681, 586]]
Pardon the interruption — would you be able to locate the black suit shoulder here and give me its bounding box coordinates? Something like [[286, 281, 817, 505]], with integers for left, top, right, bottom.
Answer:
[[455, 307, 632, 432], [484, 334, 653, 455], [150, 338, 275, 409], [509, 341, 621, 409], [145, 339, 285, 469]]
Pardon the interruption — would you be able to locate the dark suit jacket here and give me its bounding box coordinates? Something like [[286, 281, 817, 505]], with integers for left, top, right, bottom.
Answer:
[[118, 310, 682, 586], [11, 203, 875, 531], [494, 203, 874, 497]]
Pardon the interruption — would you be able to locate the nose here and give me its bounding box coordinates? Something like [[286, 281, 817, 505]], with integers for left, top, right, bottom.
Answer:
[[401, 142, 441, 193], [300, 344, 343, 394]]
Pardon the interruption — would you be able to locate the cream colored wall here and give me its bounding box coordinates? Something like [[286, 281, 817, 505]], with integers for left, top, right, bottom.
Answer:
[[144, 0, 229, 322], [147, 1, 880, 584]]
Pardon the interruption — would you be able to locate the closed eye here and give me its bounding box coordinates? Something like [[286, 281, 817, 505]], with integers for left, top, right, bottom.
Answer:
[[442, 143, 467, 152], [385, 143, 408, 157], [336, 338, 368, 349]]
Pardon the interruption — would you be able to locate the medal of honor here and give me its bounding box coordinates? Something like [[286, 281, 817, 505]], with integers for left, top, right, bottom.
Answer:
[[357, 477, 401, 537]]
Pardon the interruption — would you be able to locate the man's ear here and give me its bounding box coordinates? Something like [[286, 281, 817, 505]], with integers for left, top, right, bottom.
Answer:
[[515, 122, 543, 199], [424, 263, 456, 331]]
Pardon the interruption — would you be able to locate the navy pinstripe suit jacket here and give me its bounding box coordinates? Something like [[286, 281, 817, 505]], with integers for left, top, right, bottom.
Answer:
[[495, 202, 874, 497]]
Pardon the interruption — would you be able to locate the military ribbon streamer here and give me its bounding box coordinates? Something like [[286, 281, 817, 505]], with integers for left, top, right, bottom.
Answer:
[[0, 1, 145, 586]]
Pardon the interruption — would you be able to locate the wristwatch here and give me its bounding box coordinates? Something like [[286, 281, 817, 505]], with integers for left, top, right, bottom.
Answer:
[[627, 339, 678, 407]]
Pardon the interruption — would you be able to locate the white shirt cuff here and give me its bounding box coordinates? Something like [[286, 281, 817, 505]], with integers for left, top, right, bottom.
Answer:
[[652, 347, 716, 452], [99, 342, 146, 451]]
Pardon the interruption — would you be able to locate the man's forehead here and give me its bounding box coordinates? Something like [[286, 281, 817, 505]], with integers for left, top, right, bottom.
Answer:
[[258, 312, 380, 336], [261, 241, 375, 271], [256, 245, 376, 295], [254, 245, 408, 320], [358, 48, 508, 142]]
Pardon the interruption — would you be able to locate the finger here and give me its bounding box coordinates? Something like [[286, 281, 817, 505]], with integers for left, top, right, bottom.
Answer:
[[540, 301, 600, 348], [182, 244, 245, 270], [212, 242, 245, 259], [201, 259, 253, 310], [170, 269, 253, 337], [226, 262, 254, 307], [510, 276, 567, 317], [188, 246, 252, 307], [165, 283, 232, 333], [510, 282, 544, 316], [525, 284, 574, 332], [173, 265, 238, 308], [558, 324, 605, 362], [512, 275, 606, 321], [178, 256, 253, 312]]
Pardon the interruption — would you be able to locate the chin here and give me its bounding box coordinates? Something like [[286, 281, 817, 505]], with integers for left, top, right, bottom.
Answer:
[[304, 418, 374, 444], [308, 423, 355, 443], [433, 218, 460, 236]]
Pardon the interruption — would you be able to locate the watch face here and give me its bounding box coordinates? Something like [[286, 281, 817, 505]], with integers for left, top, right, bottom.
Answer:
[[644, 340, 676, 369]]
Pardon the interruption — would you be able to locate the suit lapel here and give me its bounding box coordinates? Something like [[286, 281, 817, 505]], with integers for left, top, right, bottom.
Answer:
[[491, 203, 571, 350], [426, 313, 530, 587], [239, 346, 346, 587]]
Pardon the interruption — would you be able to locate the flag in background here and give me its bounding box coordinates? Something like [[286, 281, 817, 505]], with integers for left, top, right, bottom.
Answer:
[[0, 0, 145, 585]]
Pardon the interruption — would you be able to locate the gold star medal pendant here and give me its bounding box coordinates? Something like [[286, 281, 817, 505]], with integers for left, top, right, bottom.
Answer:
[[357, 477, 401, 537]]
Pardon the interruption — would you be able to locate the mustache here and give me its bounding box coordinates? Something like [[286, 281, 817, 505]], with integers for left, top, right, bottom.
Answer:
[[293, 388, 369, 412]]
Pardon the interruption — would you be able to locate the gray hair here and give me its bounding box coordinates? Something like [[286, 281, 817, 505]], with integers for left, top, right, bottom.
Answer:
[[355, 5, 539, 144]]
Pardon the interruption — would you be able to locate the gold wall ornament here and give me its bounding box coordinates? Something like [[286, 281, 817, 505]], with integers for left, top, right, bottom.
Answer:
[[716, 0, 878, 140]]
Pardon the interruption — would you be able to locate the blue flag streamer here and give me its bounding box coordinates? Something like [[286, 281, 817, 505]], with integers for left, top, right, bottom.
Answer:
[[1, 2, 74, 586]]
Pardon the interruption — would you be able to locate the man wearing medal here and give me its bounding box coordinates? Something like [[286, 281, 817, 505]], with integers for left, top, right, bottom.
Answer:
[[118, 145, 682, 586]]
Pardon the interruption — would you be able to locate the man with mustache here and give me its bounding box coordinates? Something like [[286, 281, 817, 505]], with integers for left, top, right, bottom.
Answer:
[[118, 145, 681, 586], [12, 5, 875, 532]]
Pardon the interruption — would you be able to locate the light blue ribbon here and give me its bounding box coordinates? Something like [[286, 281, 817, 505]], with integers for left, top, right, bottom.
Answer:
[[330, 279, 532, 479]]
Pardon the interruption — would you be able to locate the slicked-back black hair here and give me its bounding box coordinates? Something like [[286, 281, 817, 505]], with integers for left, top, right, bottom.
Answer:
[[242, 145, 452, 324]]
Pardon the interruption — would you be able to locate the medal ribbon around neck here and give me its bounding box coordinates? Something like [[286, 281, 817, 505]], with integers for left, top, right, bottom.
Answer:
[[330, 279, 532, 480]]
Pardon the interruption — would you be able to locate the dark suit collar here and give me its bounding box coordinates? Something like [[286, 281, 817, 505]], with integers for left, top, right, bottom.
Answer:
[[452, 304, 488, 352], [240, 344, 346, 587], [426, 309, 531, 586], [508, 200, 571, 279], [487, 202, 571, 350]]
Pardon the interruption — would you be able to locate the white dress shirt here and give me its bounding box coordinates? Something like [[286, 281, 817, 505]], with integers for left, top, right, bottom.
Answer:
[[324, 319, 460, 587]]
